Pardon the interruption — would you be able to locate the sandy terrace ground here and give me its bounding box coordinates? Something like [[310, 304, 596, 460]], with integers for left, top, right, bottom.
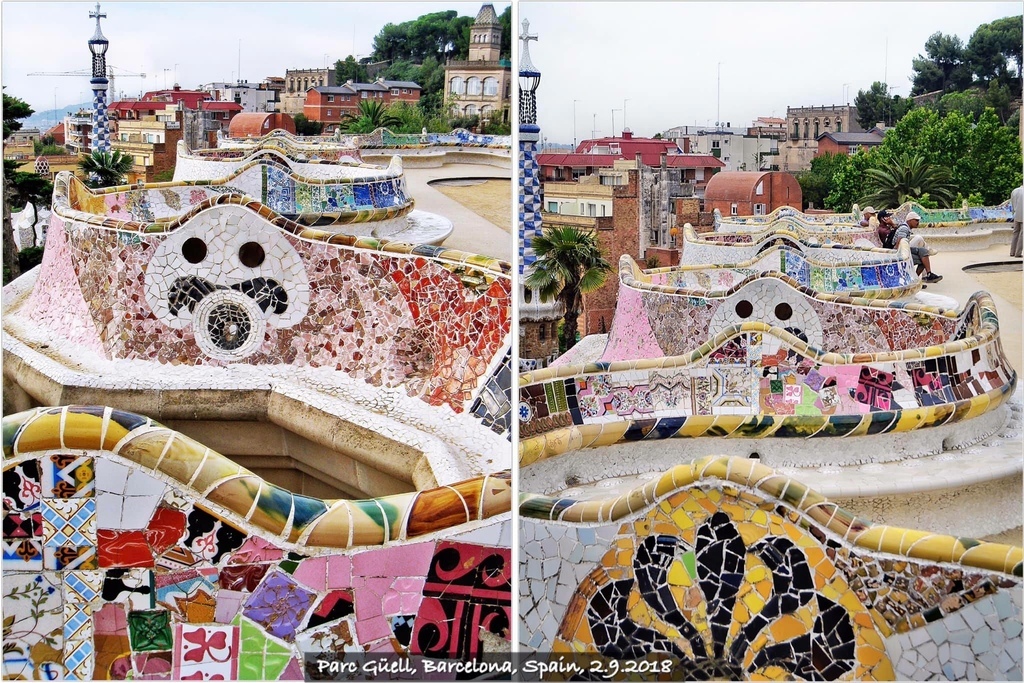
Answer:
[[432, 179, 512, 234], [403, 164, 512, 261]]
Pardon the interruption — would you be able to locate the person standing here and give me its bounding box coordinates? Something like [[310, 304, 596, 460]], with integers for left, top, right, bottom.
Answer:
[[1010, 185, 1022, 258]]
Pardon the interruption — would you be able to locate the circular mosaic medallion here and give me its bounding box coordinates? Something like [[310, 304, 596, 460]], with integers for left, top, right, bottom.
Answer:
[[192, 290, 266, 361]]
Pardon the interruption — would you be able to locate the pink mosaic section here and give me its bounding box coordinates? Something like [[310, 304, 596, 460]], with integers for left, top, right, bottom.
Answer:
[[24, 215, 509, 414], [24, 217, 107, 358], [604, 279, 963, 360], [600, 285, 665, 362]]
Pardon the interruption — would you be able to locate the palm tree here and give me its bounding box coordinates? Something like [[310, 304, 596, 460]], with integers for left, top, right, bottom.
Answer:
[[339, 100, 403, 134], [525, 226, 612, 352], [78, 149, 134, 189], [861, 153, 957, 208]]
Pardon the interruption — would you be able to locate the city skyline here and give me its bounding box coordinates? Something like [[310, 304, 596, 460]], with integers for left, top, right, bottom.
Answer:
[[520, 2, 1020, 145], [2, 1, 510, 114]]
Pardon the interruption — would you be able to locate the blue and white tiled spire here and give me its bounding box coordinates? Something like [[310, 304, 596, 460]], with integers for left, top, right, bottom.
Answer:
[[88, 2, 110, 152], [518, 18, 542, 276]]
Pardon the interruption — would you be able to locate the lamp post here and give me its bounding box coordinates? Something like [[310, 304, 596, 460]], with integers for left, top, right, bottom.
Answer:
[[87, 2, 111, 152], [573, 99, 580, 148]]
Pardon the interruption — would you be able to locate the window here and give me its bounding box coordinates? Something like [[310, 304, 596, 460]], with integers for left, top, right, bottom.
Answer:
[[711, 139, 721, 149], [792, 120, 799, 138], [402, 88, 409, 94], [450, 77, 464, 95], [467, 77, 481, 96], [465, 104, 477, 116], [391, 88, 399, 96], [343, 95, 350, 101], [814, 120, 819, 137], [754, 203, 766, 215], [803, 120, 809, 139], [547, 201, 558, 212], [327, 109, 332, 116], [731, 203, 738, 216], [483, 77, 498, 96], [327, 95, 334, 102], [836, 119, 842, 133], [361, 91, 367, 99], [755, 181, 764, 196], [539, 324, 546, 340]]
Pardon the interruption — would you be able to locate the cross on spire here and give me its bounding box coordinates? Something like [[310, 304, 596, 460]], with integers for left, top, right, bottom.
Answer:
[[519, 18, 539, 74], [89, 2, 106, 21]]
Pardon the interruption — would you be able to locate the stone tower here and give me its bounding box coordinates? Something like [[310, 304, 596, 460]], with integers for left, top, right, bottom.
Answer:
[[469, 4, 502, 62], [517, 18, 564, 371], [87, 2, 111, 152]]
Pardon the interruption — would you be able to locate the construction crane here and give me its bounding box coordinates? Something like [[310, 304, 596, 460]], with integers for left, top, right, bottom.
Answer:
[[27, 65, 148, 103]]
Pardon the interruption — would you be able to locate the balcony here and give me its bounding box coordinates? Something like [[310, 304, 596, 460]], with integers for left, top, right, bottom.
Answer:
[[541, 211, 614, 231], [446, 59, 511, 69]]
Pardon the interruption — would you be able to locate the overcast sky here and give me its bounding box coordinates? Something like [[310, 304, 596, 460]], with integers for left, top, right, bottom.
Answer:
[[2, 1, 509, 115], [518, 2, 1021, 145]]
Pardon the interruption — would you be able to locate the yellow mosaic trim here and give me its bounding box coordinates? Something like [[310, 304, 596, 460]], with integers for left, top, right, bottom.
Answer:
[[520, 455, 1023, 577], [519, 381, 1012, 467], [3, 406, 511, 549]]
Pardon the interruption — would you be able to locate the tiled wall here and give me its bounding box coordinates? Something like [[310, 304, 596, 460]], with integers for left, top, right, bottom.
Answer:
[[30, 173, 511, 423], [2, 406, 512, 680], [520, 457, 1023, 680]]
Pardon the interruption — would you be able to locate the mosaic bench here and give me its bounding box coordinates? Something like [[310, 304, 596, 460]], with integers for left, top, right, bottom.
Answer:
[[519, 257, 1016, 466], [2, 406, 512, 680], [174, 140, 366, 182], [13, 171, 511, 432], [644, 240, 919, 299], [66, 160, 413, 233], [519, 455, 1022, 680], [715, 205, 860, 231]]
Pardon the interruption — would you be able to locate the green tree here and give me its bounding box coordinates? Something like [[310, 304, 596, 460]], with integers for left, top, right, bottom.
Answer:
[[497, 5, 512, 59], [339, 100, 403, 134], [861, 153, 957, 208], [932, 89, 986, 121], [371, 11, 471, 63], [796, 152, 849, 210], [293, 114, 323, 136], [966, 15, 1022, 95], [524, 226, 612, 352], [854, 81, 912, 129], [825, 148, 879, 211], [3, 92, 34, 282], [78, 149, 133, 189], [911, 32, 974, 95], [334, 55, 368, 84]]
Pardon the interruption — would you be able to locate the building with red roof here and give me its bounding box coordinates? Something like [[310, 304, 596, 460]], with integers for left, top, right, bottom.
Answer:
[[228, 112, 296, 138]]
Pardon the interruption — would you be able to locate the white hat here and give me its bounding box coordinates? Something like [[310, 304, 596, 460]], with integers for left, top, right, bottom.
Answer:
[[906, 211, 921, 221], [862, 206, 876, 215]]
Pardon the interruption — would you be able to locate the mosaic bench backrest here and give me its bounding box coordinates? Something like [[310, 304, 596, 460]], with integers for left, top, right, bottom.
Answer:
[[685, 222, 882, 253], [519, 455, 1022, 680], [519, 277, 1014, 460], [31, 172, 511, 417], [610, 254, 958, 358], [716, 205, 859, 231], [174, 141, 367, 181], [2, 406, 512, 680], [336, 127, 511, 150], [67, 160, 411, 226], [645, 241, 918, 299], [882, 200, 1014, 229]]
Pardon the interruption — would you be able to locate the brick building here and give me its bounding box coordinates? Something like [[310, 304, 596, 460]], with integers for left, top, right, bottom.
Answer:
[[579, 167, 641, 337], [703, 171, 802, 217], [815, 130, 885, 157], [280, 68, 336, 115], [304, 79, 421, 133]]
